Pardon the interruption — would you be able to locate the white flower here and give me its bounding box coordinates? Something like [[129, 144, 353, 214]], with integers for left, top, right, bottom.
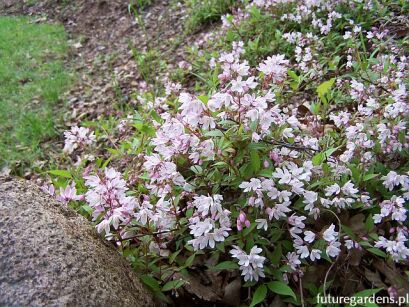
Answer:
[[188, 195, 231, 251], [257, 54, 289, 83], [326, 241, 341, 258], [63, 126, 95, 154], [325, 183, 341, 196], [345, 239, 359, 250], [296, 245, 310, 259], [56, 184, 83, 203], [239, 178, 262, 192], [255, 218, 268, 231], [375, 230, 409, 261], [192, 194, 223, 216], [353, 25, 361, 33], [343, 31, 352, 39], [382, 171, 406, 191], [286, 252, 301, 270], [282, 127, 294, 139], [323, 224, 338, 242], [304, 230, 316, 243], [266, 202, 291, 220], [230, 245, 266, 282], [288, 214, 306, 229], [96, 219, 111, 235], [341, 181, 359, 197], [310, 249, 322, 261], [303, 191, 318, 206], [273, 167, 292, 184]]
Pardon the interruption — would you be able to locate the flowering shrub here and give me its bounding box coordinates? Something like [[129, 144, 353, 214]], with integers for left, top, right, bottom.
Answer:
[[46, 0, 409, 305]]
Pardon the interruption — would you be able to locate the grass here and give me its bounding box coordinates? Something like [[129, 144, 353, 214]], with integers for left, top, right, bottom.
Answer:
[[0, 16, 71, 174], [184, 0, 236, 33]]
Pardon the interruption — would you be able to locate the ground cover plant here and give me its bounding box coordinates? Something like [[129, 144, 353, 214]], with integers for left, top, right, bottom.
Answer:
[[0, 16, 70, 175], [40, 0, 408, 305]]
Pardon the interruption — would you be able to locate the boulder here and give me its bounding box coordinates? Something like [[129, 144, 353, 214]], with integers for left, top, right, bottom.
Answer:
[[0, 176, 155, 306]]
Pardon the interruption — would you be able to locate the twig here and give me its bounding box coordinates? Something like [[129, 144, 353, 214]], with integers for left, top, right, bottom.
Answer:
[[100, 126, 119, 150], [216, 118, 318, 154], [360, 76, 392, 94], [299, 275, 305, 307], [323, 209, 342, 298], [262, 138, 319, 154], [123, 228, 178, 240]]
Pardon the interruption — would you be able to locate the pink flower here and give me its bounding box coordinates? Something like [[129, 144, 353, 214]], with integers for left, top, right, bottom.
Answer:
[[63, 126, 95, 154], [236, 211, 251, 231], [257, 54, 289, 83], [56, 184, 84, 203]]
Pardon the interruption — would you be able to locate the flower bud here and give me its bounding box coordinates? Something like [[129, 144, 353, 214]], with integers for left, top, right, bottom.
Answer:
[[237, 219, 243, 231], [239, 211, 246, 223]]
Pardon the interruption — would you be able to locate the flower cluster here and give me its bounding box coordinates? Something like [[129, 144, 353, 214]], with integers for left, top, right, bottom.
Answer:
[[375, 228, 409, 262], [41, 183, 84, 204], [84, 167, 137, 235], [63, 126, 95, 154], [188, 195, 231, 250], [230, 245, 266, 282]]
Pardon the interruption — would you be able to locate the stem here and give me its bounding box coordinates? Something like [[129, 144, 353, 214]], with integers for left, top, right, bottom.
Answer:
[[124, 228, 178, 240]]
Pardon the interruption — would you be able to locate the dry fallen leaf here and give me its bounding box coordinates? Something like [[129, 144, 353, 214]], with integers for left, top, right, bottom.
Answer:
[[221, 278, 241, 307]]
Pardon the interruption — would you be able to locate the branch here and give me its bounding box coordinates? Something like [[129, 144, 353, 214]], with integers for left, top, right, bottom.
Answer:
[[122, 228, 178, 240]]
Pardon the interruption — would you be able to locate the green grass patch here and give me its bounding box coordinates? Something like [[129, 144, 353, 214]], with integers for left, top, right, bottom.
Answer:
[[0, 16, 71, 174], [184, 0, 237, 33]]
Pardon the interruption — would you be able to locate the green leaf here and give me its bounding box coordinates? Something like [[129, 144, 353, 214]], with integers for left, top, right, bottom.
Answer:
[[316, 78, 335, 102], [213, 261, 239, 270], [48, 169, 72, 178], [204, 130, 224, 137], [347, 288, 382, 307], [363, 173, 379, 181], [250, 284, 267, 307], [310, 101, 321, 115], [190, 165, 203, 174], [242, 222, 257, 237], [162, 279, 186, 292], [153, 291, 172, 304], [312, 152, 325, 166], [324, 147, 338, 158], [135, 123, 156, 136], [354, 288, 382, 297], [287, 70, 299, 81], [270, 244, 282, 265], [150, 110, 163, 123], [365, 215, 375, 232], [312, 147, 338, 166], [367, 248, 387, 258], [197, 95, 209, 104], [184, 253, 196, 267], [102, 157, 112, 169], [270, 229, 284, 242], [259, 168, 273, 177], [250, 149, 261, 173], [359, 241, 372, 248], [267, 281, 297, 300], [213, 161, 229, 167], [140, 275, 161, 292], [350, 164, 361, 184], [169, 250, 182, 264], [80, 205, 93, 215]]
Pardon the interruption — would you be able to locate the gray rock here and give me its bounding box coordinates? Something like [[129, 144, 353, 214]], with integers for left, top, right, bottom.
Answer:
[[0, 176, 156, 307]]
